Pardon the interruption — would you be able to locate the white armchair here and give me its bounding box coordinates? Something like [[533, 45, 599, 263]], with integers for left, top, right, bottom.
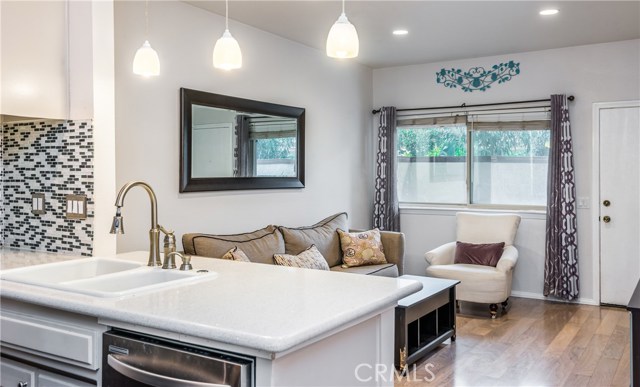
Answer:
[[425, 212, 521, 318]]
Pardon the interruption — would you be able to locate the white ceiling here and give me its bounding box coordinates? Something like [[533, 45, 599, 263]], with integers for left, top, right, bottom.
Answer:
[[185, 1, 640, 69]]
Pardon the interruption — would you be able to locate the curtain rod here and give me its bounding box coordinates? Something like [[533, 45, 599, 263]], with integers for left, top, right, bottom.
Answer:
[[371, 95, 575, 115]]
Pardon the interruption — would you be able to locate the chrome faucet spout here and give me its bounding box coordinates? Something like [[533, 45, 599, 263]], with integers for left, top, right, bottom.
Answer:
[[111, 181, 163, 267], [110, 207, 124, 234]]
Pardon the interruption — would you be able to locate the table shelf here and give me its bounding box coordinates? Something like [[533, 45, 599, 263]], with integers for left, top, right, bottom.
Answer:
[[394, 276, 459, 371]]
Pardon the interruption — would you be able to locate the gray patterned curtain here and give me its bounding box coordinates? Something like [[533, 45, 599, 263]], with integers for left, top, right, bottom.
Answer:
[[544, 94, 579, 300], [373, 107, 400, 231], [234, 115, 251, 177]]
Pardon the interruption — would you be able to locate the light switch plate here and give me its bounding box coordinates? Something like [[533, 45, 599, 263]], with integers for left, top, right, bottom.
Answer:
[[65, 194, 87, 219], [31, 193, 46, 215], [577, 197, 590, 209]]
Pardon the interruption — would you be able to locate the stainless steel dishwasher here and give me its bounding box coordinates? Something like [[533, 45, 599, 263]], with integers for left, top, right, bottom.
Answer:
[[102, 330, 254, 387]]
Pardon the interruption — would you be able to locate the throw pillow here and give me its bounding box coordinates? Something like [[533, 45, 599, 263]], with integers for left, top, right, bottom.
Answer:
[[338, 228, 388, 268], [221, 247, 251, 262], [454, 241, 505, 267], [278, 212, 348, 268], [273, 245, 330, 271]]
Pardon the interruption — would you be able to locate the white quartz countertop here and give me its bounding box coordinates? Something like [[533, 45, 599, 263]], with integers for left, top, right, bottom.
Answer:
[[0, 250, 422, 355]]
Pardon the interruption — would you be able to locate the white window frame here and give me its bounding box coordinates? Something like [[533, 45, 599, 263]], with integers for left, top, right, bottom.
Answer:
[[396, 106, 551, 211]]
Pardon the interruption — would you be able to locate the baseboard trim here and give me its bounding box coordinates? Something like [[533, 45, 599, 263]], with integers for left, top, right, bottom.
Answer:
[[510, 291, 599, 306]]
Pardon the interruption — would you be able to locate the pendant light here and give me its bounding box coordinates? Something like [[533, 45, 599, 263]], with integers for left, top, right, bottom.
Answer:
[[213, 0, 242, 70], [326, 0, 359, 59], [133, 0, 160, 77]]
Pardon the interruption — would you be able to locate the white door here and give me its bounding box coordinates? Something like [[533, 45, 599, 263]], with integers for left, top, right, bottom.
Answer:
[[599, 102, 640, 306]]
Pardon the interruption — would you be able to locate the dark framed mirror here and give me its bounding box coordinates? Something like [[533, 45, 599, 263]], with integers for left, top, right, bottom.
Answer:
[[180, 88, 305, 192]]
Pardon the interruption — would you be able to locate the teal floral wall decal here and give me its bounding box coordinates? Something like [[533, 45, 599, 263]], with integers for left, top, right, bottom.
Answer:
[[436, 61, 520, 92]]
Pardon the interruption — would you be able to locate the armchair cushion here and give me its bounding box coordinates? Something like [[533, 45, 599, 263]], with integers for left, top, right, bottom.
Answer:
[[454, 241, 505, 267]]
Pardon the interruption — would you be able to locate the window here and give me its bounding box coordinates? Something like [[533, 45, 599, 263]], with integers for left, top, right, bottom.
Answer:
[[254, 136, 297, 177], [396, 109, 550, 207]]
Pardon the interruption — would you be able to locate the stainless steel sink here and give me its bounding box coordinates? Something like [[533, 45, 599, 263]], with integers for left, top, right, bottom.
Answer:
[[1, 258, 216, 298]]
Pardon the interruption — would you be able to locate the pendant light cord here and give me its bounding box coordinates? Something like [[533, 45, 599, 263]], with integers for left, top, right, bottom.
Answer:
[[145, 0, 149, 38], [225, 0, 229, 30], [342, 0, 345, 14]]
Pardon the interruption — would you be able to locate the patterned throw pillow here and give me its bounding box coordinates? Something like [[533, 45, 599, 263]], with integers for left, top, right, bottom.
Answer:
[[221, 246, 251, 262], [338, 228, 388, 268], [273, 245, 330, 271]]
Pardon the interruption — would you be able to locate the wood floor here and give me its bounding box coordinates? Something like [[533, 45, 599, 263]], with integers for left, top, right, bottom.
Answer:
[[396, 297, 631, 386]]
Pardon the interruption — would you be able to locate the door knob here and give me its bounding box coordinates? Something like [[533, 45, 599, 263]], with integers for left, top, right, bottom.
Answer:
[[18, 382, 29, 387], [603, 216, 611, 223], [603, 200, 611, 207]]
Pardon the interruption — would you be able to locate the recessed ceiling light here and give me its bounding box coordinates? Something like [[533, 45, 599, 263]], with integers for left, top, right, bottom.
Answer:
[[539, 9, 559, 16], [393, 29, 409, 36]]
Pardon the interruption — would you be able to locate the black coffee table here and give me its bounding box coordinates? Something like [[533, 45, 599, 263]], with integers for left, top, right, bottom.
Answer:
[[395, 275, 459, 372]]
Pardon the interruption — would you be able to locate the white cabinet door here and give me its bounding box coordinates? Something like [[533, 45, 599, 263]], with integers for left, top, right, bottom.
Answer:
[[0, 1, 68, 119], [1, 357, 36, 387]]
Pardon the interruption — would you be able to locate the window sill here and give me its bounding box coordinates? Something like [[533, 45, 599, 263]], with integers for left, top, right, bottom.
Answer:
[[399, 204, 546, 220]]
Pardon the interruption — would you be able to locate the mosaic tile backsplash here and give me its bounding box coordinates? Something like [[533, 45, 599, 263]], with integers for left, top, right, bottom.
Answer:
[[1, 119, 94, 256]]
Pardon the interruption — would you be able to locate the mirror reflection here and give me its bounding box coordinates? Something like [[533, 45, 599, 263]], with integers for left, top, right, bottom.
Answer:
[[191, 105, 298, 178]]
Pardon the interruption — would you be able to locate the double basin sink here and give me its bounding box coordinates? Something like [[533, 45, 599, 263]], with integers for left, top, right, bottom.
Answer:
[[0, 258, 216, 298]]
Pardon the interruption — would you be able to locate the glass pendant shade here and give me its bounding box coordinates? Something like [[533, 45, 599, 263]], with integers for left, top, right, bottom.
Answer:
[[213, 30, 242, 70], [133, 40, 160, 77], [326, 13, 359, 58]]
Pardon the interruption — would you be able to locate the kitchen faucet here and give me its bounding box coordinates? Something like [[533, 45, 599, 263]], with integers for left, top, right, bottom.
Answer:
[[110, 181, 174, 267]]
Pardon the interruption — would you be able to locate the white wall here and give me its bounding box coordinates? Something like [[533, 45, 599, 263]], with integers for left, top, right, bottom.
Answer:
[[114, 1, 373, 252], [373, 39, 640, 304]]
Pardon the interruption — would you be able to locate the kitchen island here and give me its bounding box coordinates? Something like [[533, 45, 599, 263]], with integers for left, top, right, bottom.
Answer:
[[0, 250, 422, 386]]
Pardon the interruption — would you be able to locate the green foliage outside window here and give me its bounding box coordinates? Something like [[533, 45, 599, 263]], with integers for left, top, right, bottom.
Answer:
[[397, 126, 466, 157], [256, 137, 296, 160], [397, 126, 549, 157]]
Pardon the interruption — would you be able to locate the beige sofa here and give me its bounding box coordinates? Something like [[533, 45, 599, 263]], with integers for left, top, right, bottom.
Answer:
[[182, 213, 405, 277]]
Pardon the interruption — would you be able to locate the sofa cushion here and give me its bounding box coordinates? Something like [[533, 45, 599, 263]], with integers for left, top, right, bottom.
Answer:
[[183, 225, 276, 254], [188, 228, 285, 265], [454, 241, 505, 267], [331, 263, 398, 277], [278, 213, 348, 268], [338, 228, 387, 268], [274, 245, 330, 271], [221, 247, 251, 262]]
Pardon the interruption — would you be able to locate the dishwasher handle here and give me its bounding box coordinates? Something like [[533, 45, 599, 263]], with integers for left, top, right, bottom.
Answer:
[[108, 354, 231, 387]]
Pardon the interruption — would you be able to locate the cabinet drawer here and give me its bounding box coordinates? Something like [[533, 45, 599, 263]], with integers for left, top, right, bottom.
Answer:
[[39, 370, 95, 387], [1, 312, 96, 369], [1, 357, 36, 387]]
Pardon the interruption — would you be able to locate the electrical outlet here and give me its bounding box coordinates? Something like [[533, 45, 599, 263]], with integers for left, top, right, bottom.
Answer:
[[65, 194, 87, 219], [31, 193, 46, 215]]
